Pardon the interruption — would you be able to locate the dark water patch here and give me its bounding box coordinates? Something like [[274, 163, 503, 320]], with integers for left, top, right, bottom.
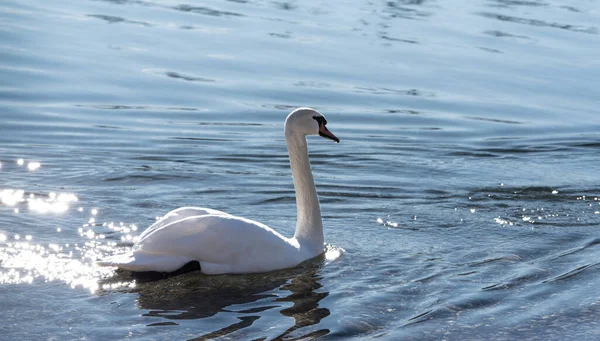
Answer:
[[269, 32, 291, 39], [468, 186, 600, 207], [411, 271, 445, 284], [449, 151, 500, 157], [189, 188, 230, 195], [380, 35, 419, 44], [560, 6, 581, 13], [169, 137, 236, 142], [75, 104, 199, 111], [405, 309, 438, 325], [94, 125, 124, 130], [456, 270, 478, 276], [584, 238, 600, 248], [260, 103, 304, 111], [454, 137, 600, 159], [230, 305, 278, 314], [168, 107, 199, 111], [487, 0, 548, 8], [189, 316, 260, 340], [320, 191, 409, 200], [542, 263, 599, 283], [478, 12, 599, 34], [567, 140, 600, 149], [173, 5, 244, 17], [477, 145, 565, 154], [469, 185, 559, 199], [143, 69, 215, 82], [164, 71, 215, 82], [254, 195, 295, 205], [87, 14, 152, 26], [293, 81, 332, 89], [464, 116, 526, 124], [147, 321, 179, 326], [195, 122, 264, 126], [132, 155, 176, 162], [446, 295, 502, 313], [102, 173, 194, 182], [537, 238, 600, 263], [381, 1, 432, 20], [482, 268, 549, 291], [395, 126, 442, 131], [468, 254, 522, 267], [92, 0, 156, 5], [76, 104, 147, 110], [386, 109, 424, 115], [354, 86, 436, 97], [273, 2, 298, 11], [483, 30, 531, 40], [478, 46, 503, 53]]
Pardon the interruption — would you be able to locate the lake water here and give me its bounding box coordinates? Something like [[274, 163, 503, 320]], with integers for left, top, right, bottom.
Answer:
[[1, 0, 600, 339]]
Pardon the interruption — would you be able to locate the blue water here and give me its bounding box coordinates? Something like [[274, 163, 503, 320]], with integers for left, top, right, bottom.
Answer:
[[1, 0, 600, 339]]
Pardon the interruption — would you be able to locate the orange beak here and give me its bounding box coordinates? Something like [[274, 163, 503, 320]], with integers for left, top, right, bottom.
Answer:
[[319, 123, 339, 143]]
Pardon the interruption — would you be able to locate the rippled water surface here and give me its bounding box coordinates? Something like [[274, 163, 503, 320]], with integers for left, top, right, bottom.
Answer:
[[1, 0, 600, 339]]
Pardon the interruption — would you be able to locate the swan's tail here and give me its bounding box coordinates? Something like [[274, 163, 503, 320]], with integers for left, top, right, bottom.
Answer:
[[97, 252, 192, 273], [97, 253, 136, 268]]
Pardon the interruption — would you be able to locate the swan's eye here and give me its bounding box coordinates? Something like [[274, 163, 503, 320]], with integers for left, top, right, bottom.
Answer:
[[312, 116, 327, 126]]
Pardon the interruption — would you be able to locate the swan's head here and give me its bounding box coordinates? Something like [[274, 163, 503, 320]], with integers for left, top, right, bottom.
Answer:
[[285, 108, 340, 143]]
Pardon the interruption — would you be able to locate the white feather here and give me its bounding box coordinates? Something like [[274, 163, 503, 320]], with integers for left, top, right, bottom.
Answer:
[[98, 108, 338, 274]]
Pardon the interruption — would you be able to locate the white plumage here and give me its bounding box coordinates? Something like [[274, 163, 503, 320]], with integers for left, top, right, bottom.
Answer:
[[98, 108, 339, 275]]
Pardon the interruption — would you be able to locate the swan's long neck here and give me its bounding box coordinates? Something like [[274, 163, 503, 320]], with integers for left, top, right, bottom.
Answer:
[[285, 132, 324, 254]]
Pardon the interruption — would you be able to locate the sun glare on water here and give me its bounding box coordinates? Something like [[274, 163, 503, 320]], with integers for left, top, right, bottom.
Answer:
[[0, 222, 138, 293], [0, 158, 139, 293]]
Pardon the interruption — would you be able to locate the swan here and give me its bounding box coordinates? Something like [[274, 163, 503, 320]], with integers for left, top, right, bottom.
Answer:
[[98, 108, 340, 275]]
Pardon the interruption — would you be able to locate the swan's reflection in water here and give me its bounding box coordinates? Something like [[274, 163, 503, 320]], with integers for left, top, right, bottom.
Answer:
[[272, 269, 330, 340], [105, 250, 339, 340]]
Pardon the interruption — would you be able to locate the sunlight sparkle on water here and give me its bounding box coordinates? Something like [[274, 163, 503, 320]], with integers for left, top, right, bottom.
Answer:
[[27, 162, 41, 171], [0, 239, 131, 293], [27, 192, 78, 214], [1, 189, 78, 214], [376, 217, 399, 228], [324, 244, 344, 264], [1, 189, 25, 206], [494, 217, 514, 226]]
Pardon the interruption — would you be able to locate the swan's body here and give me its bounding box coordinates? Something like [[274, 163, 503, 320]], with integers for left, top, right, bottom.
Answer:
[[98, 108, 339, 275]]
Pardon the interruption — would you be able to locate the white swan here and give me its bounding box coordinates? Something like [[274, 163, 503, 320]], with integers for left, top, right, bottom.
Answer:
[[98, 108, 339, 275]]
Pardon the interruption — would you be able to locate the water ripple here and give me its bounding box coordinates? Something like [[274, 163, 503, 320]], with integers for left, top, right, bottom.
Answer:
[[143, 69, 216, 82], [478, 12, 599, 34], [87, 14, 152, 26], [173, 4, 244, 17]]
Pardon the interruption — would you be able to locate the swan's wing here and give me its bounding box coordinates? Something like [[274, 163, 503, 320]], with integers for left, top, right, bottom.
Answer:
[[137, 207, 230, 241], [100, 214, 299, 273]]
